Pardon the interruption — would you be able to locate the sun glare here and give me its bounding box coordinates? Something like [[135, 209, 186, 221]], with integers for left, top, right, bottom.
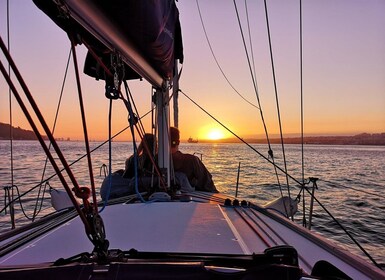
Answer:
[[207, 129, 225, 140]]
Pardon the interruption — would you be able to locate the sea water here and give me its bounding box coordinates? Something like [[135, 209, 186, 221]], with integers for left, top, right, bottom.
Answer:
[[0, 140, 384, 266]]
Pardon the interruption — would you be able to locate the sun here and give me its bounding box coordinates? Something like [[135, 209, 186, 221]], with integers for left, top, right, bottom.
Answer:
[[207, 129, 225, 140]]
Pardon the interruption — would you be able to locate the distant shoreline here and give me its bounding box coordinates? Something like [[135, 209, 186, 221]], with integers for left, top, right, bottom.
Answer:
[[1, 123, 384, 146], [192, 133, 385, 146]]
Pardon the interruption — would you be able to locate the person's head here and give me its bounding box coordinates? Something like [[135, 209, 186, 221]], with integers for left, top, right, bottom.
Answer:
[[170, 127, 180, 148], [138, 133, 156, 155]]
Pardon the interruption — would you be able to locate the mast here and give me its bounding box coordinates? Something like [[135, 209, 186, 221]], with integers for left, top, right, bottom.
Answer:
[[155, 85, 171, 189], [173, 62, 179, 128]]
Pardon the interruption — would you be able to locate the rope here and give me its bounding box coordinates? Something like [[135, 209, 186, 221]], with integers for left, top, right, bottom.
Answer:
[[70, 38, 97, 213], [0, 37, 91, 233], [195, 0, 259, 110]]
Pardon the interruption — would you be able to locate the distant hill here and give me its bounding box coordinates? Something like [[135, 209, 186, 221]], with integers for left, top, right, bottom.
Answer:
[[275, 133, 385, 146], [0, 122, 48, 140], [1, 122, 384, 145], [197, 133, 385, 146]]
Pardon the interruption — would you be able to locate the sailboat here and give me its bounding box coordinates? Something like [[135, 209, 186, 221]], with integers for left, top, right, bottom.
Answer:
[[0, 0, 384, 279]]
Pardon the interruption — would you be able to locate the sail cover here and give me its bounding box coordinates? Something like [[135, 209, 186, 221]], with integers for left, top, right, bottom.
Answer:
[[33, 0, 183, 87]]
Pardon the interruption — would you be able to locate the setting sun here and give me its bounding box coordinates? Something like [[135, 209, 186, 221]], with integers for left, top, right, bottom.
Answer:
[[207, 129, 225, 140], [198, 124, 231, 141]]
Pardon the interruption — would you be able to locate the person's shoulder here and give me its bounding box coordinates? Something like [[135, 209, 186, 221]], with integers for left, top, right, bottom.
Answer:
[[175, 151, 197, 160]]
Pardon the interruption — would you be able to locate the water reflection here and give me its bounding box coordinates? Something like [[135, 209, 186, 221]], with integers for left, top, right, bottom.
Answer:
[[0, 141, 384, 263]]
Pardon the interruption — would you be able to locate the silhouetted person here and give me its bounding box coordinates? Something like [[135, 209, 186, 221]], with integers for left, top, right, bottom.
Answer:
[[170, 127, 218, 192], [123, 133, 156, 178]]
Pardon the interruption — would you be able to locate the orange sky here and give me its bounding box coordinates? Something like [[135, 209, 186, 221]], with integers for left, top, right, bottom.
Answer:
[[1, 1, 384, 142]]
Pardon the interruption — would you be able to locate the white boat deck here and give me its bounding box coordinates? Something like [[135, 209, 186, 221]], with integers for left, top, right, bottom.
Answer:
[[0, 193, 384, 279]]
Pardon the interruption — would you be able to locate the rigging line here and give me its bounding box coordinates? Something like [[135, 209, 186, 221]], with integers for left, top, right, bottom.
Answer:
[[122, 81, 167, 191], [292, 180, 382, 268], [0, 110, 155, 215], [262, 0, 293, 209], [300, 0, 305, 185], [244, 0, 257, 87], [180, 89, 302, 186], [182, 90, 351, 232], [299, 0, 306, 226], [123, 82, 146, 138], [302, 183, 381, 268], [32, 48, 72, 221], [123, 82, 146, 203], [6, 0, 15, 229], [232, 0, 268, 141], [233, 0, 287, 215], [99, 99, 113, 212], [70, 37, 97, 213], [195, 0, 259, 110], [0, 45, 90, 233]]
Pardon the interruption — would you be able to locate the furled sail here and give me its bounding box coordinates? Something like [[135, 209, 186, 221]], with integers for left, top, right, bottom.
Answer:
[[33, 0, 184, 88]]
